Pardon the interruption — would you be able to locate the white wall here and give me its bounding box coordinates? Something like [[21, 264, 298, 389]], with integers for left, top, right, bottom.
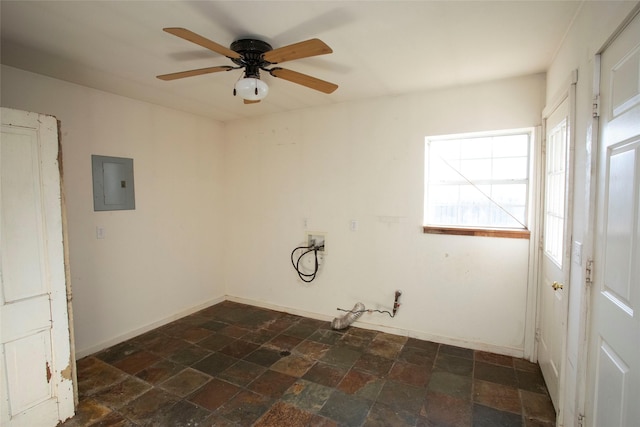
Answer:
[[1, 65, 228, 357], [1, 67, 545, 358], [223, 74, 545, 356], [544, 2, 639, 425]]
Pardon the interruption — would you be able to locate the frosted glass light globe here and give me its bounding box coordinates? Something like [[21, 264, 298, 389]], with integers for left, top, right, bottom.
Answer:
[[234, 78, 269, 101]]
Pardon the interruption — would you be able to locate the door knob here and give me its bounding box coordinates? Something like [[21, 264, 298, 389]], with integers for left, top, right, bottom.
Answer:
[[552, 281, 564, 290]]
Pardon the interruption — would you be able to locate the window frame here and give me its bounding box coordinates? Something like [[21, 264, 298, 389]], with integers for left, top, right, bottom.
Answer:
[[423, 128, 534, 239]]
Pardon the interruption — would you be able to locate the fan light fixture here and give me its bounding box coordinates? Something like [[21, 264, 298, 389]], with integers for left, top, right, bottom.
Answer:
[[234, 77, 269, 101], [157, 30, 339, 102]]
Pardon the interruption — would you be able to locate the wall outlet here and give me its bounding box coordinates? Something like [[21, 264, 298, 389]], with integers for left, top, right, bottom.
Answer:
[[393, 290, 402, 316], [307, 232, 326, 252]]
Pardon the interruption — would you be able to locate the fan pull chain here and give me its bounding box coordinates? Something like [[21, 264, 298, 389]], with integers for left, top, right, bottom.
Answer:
[[233, 71, 244, 97]]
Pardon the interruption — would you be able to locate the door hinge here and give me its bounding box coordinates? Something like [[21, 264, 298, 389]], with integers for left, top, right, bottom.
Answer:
[[578, 413, 585, 426], [535, 328, 541, 342], [592, 95, 600, 118], [586, 259, 594, 286]]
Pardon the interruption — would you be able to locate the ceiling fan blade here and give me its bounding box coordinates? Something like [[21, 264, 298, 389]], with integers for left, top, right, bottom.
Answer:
[[263, 38, 332, 64], [244, 99, 261, 104], [163, 27, 241, 59], [157, 66, 234, 81], [269, 68, 338, 94]]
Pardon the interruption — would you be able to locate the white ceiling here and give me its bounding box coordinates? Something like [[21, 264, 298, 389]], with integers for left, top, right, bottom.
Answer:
[[1, 1, 584, 122]]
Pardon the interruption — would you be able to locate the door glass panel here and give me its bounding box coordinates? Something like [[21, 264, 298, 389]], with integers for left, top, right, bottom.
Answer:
[[544, 118, 567, 267]]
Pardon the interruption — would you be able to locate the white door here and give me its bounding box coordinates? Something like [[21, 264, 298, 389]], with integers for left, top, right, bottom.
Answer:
[[586, 10, 640, 427], [1, 108, 75, 426], [538, 95, 573, 414]]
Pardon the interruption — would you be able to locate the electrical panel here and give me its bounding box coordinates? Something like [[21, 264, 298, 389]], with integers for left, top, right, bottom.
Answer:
[[92, 155, 135, 211]]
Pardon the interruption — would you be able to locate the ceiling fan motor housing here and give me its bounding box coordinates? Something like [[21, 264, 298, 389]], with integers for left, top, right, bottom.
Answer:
[[230, 39, 273, 78]]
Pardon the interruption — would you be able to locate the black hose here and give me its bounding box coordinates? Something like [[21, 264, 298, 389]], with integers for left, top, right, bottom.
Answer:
[[290, 245, 320, 282]]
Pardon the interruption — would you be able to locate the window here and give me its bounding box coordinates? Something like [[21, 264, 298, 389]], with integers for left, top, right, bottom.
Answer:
[[543, 118, 567, 266], [424, 129, 532, 238]]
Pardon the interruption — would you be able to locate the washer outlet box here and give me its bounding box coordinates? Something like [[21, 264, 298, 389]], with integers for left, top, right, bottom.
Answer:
[[307, 232, 326, 252]]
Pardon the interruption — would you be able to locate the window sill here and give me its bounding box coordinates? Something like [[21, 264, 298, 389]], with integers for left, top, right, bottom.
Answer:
[[423, 226, 530, 239]]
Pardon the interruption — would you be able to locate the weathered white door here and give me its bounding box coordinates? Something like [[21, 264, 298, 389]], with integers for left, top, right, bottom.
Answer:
[[538, 95, 573, 414], [1, 108, 75, 426], [587, 11, 640, 426]]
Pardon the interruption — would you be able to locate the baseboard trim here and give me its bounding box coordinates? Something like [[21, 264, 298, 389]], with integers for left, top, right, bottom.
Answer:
[[75, 295, 226, 359], [226, 295, 524, 359], [76, 294, 524, 360]]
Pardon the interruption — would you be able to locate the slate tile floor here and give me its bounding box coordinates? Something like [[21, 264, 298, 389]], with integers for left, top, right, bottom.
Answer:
[[60, 301, 555, 426]]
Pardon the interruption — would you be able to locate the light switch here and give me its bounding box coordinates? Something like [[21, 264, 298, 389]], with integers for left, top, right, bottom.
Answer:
[[96, 226, 105, 239]]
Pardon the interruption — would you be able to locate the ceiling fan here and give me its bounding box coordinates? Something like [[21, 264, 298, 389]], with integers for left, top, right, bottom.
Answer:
[[157, 28, 339, 104]]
